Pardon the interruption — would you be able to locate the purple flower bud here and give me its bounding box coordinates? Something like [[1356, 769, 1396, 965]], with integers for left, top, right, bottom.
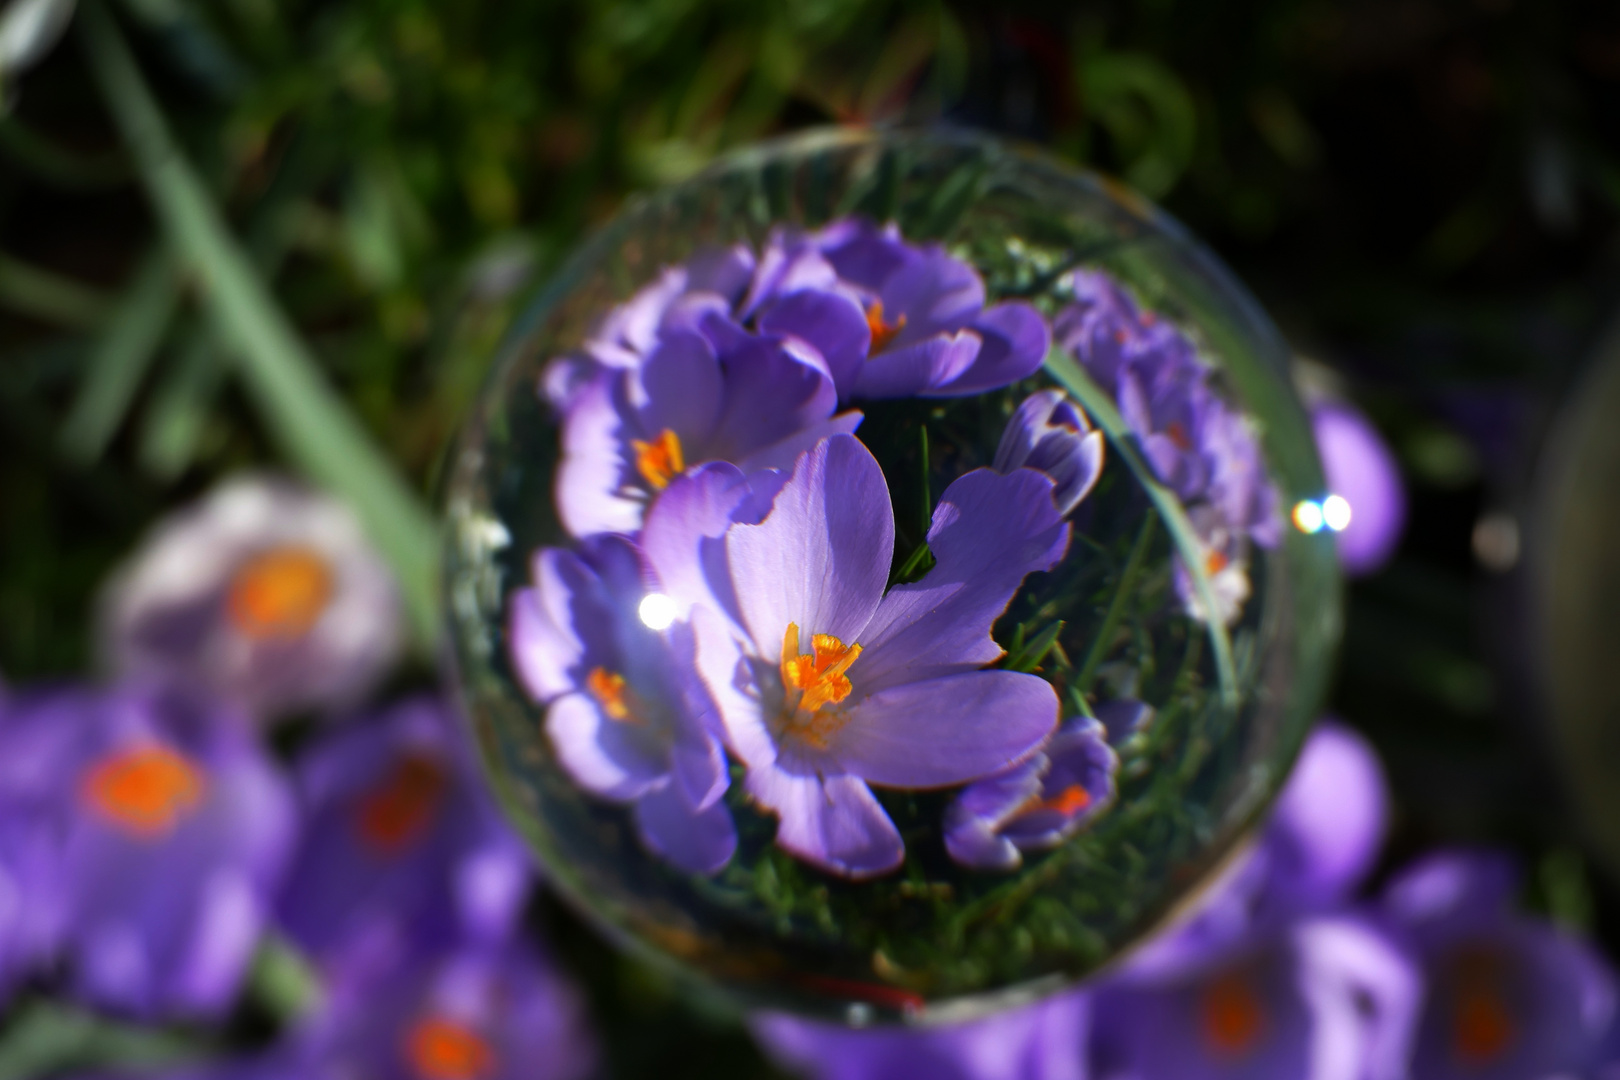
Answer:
[[993, 390, 1105, 515]]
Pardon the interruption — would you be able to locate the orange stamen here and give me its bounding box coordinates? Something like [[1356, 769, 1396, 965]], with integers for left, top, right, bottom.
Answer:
[[778, 623, 862, 747], [404, 1016, 496, 1080], [226, 546, 333, 641], [82, 745, 206, 839], [357, 754, 446, 854], [1450, 948, 1517, 1064], [1199, 972, 1266, 1058], [1205, 550, 1230, 576], [1165, 420, 1191, 451], [631, 428, 684, 491], [1041, 784, 1092, 816], [585, 667, 642, 724], [865, 301, 907, 354]]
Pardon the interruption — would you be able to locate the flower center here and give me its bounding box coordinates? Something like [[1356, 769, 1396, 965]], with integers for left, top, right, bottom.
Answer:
[[1205, 549, 1230, 576], [1199, 972, 1265, 1058], [865, 301, 907, 354], [1450, 948, 1517, 1065], [82, 745, 206, 839], [1042, 784, 1092, 816], [586, 666, 645, 724], [356, 753, 447, 854], [226, 545, 334, 641], [1166, 420, 1191, 451], [404, 1016, 496, 1080], [632, 428, 685, 491], [778, 622, 862, 749]]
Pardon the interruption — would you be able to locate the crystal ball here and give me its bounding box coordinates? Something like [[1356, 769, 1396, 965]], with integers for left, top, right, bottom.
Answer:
[[443, 128, 1339, 1020]]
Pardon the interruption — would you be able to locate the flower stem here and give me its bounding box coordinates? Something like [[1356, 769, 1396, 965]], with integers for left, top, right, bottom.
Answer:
[[1074, 510, 1157, 694]]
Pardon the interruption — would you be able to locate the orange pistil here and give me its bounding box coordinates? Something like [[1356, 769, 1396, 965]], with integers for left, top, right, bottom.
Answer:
[[585, 667, 643, 724], [1041, 784, 1092, 816], [1205, 549, 1231, 576], [1450, 948, 1518, 1065], [1165, 420, 1191, 451], [82, 745, 206, 839], [1199, 972, 1266, 1058], [225, 545, 333, 641], [356, 754, 447, 854], [864, 301, 907, 354], [631, 428, 684, 491], [778, 623, 862, 747], [404, 1016, 496, 1080]]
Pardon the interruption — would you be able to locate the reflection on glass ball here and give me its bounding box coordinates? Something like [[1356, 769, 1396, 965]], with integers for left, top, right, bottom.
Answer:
[[443, 128, 1339, 1021]]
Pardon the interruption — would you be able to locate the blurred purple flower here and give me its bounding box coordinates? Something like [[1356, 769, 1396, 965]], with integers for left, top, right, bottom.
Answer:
[[1053, 271, 1196, 398], [274, 698, 531, 987], [945, 715, 1119, 872], [994, 390, 1106, 515], [97, 475, 405, 723], [1089, 721, 1416, 1080], [507, 535, 735, 874], [294, 940, 595, 1080], [752, 991, 1090, 1080], [647, 434, 1067, 878], [753, 219, 1050, 401], [0, 684, 295, 1020], [1310, 402, 1406, 576], [1381, 849, 1618, 1080]]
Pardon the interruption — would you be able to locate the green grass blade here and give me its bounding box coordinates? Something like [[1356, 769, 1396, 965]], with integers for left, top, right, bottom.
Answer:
[[78, 1, 440, 645], [0, 252, 111, 328], [1043, 347, 1239, 708], [59, 243, 180, 464]]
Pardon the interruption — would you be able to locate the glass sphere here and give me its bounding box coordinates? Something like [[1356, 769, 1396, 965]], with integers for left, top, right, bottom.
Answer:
[[443, 127, 1339, 1021]]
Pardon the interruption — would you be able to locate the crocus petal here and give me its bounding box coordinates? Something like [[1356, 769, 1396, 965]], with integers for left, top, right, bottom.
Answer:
[[928, 302, 1049, 396], [1264, 720, 1388, 909], [726, 434, 893, 651], [833, 670, 1057, 789], [879, 246, 986, 341], [745, 763, 903, 879], [944, 758, 1045, 872], [711, 336, 838, 461], [689, 605, 776, 769], [555, 376, 642, 539], [856, 468, 1070, 691], [851, 331, 981, 400], [641, 463, 755, 622], [545, 694, 662, 801], [757, 288, 871, 399], [633, 781, 736, 876], [634, 329, 723, 441], [738, 411, 864, 475], [684, 243, 756, 301], [818, 219, 908, 291], [1383, 848, 1520, 927], [507, 587, 576, 704]]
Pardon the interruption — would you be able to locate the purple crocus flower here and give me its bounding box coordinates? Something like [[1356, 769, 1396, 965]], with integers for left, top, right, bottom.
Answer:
[[507, 534, 736, 874], [295, 940, 596, 1080], [945, 716, 1119, 872], [646, 434, 1068, 878], [1053, 270, 1196, 399], [752, 991, 1090, 1080], [752, 219, 1050, 401], [553, 319, 859, 540], [96, 475, 406, 724], [994, 390, 1106, 515], [1381, 849, 1618, 1080], [1089, 721, 1417, 1080], [274, 698, 532, 988], [1310, 402, 1406, 576], [0, 683, 295, 1020]]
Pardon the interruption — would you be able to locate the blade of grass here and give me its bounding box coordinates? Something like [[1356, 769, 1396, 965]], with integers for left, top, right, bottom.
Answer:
[[137, 325, 223, 480], [0, 252, 111, 328], [78, 0, 440, 645], [1044, 346, 1238, 708], [59, 242, 180, 463]]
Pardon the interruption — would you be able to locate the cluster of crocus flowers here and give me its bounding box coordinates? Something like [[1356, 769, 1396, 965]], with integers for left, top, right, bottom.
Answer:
[[523, 216, 1139, 880], [1056, 272, 1281, 625], [752, 721, 1620, 1080]]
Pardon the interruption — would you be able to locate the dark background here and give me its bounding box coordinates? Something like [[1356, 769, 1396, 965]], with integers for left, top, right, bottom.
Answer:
[[4, 1, 1620, 1074]]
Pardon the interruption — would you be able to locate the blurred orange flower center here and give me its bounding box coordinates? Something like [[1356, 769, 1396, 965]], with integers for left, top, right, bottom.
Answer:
[[1205, 549, 1230, 576], [226, 546, 334, 640], [405, 1016, 496, 1080], [586, 667, 644, 724], [357, 753, 447, 854], [1166, 421, 1191, 451], [1199, 972, 1266, 1057], [779, 622, 861, 748], [632, 428, 684, 491], [1450, 948, 1517, 1064], [865, 301, 907, 354], [82, 745, 206, 839], [1036, 784, 1091, 817]]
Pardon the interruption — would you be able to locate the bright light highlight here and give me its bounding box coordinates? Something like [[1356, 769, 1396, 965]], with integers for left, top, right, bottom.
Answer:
[[638, 593, 677, 630], [1292, 499, 1325, 534], [1321, 494, 1352, 533]]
